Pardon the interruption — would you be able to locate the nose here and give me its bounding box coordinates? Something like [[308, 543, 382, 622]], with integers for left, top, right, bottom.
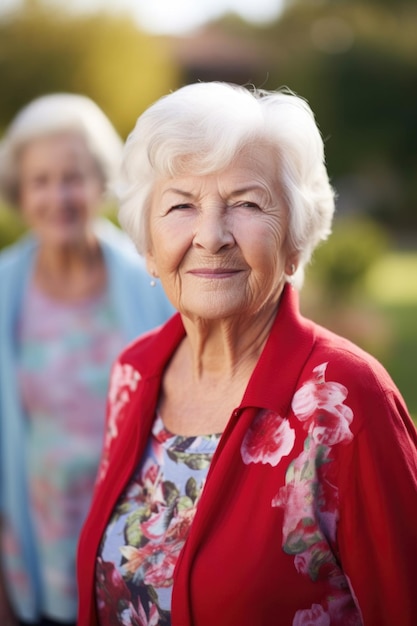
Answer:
[[193, 207, 235, 253], [50, 181, 72, 207]]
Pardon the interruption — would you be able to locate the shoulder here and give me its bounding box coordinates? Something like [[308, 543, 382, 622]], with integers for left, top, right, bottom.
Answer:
[[115, 313, 184, 374], [0, 235, 35, 271], [96, 219, 175, 332], [280, 287, 396, 400], [0, 236, 36, 296], [296, 320, 411, 434], [121, 326, 164, 362], [284, 321, 417, 477], [308, 322, 395, 393]]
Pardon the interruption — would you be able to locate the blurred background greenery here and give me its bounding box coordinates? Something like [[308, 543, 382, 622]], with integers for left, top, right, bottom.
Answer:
[[0, 0, 416, 420]]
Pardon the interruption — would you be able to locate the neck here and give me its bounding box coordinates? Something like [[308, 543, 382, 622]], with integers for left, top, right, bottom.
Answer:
[[36, 234, 98, 273], [33, 234, 106, 301], [181, 300, 279, 383]]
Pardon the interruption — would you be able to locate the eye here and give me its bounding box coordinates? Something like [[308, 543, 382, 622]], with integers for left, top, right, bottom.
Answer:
[[238, 201, 261, 209], [169, 203, 193, 211], [25, 174, 49, 190]]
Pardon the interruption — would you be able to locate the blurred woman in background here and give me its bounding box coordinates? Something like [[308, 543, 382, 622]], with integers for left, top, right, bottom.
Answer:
[[0, 93, 174, 626]]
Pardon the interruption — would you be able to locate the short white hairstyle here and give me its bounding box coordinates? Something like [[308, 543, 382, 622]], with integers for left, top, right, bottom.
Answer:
[[118, 82, 335, 288], [0, 92, 123, 206]]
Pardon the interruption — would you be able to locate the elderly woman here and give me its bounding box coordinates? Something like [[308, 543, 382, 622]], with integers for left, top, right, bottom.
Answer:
[[0, 93, 173, 626], [77, 82, 417, 626]]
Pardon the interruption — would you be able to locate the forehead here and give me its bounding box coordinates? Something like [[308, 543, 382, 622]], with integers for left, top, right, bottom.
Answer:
[[156, 143, 280, 194], [222, 145, 279, 180], [19, 132, 92, 168]]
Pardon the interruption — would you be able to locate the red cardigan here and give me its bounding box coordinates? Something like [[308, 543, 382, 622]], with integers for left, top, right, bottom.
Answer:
[[77, 286, 417, 626]]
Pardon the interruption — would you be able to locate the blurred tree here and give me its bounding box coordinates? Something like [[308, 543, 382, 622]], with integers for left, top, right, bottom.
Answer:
[[217, 2, 417, 233], [273, 3, 417, 231], [0, 0, 180, 138], [300, 215, 393, 360], [306, 216, 389, 301]]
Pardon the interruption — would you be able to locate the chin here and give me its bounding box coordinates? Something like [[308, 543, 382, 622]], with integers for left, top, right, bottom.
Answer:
[[46, 226, 89, 246], [183, 304, 246, 322], [177, 291, 249, 321]]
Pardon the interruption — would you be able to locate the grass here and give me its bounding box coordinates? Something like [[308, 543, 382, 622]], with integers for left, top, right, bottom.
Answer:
[[364, 252, 417, 422], [365, 252, 417, 306]]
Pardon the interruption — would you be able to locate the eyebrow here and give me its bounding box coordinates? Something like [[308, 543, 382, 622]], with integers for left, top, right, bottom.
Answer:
[[228, 185, 267, 198], [161, 187, 193, 197]]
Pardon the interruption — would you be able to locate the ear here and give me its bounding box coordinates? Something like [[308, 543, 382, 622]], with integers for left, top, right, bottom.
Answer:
[[285, 253, 300, 276], [145, 250, 158, 278]]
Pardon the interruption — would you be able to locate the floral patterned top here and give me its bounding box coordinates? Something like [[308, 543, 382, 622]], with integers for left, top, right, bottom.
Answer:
[[10, 280, 124, 621], [96, 414, 221, 625]]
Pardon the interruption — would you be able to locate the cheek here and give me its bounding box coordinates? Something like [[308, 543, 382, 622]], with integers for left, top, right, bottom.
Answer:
[[19, 190, 43, 221], [253, 249, 285, 285], [237, 222, 286, 274], [151, 223, 191, 272]]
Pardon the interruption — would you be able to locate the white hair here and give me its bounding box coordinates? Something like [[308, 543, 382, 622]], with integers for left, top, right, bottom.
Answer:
[[0, 92, 123, 206], [117, 82, 335, 288]]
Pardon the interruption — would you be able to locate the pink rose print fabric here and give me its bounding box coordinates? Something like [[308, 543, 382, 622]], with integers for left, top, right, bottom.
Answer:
[[241, 409, 295, 466], [97, 362, 141, 483], [239, 363, 361, 625], [272, 362, 361, 625], [291, 362, 353, 446]]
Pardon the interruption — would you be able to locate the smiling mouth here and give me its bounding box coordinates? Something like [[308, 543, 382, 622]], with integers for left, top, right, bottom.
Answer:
[[187, 268, 242, 279]]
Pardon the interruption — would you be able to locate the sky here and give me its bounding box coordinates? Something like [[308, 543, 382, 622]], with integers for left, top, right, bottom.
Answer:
[[1, 0, 285, 34]]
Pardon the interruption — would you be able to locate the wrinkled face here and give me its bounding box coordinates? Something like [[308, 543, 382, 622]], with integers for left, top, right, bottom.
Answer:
[[146, 146, 297, 321], [18, 132, 104, 247]]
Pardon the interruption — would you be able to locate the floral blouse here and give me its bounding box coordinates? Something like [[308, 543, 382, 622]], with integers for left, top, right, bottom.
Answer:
[[11, 280, 125, 620], [96, 414, 221, 625]]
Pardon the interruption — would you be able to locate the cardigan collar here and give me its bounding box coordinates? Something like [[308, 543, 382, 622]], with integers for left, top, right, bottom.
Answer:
[[131, 284, 316, 418], [242, 284, 316, 415]]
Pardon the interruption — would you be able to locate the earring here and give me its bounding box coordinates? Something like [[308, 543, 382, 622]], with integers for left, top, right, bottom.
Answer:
[[150, 271, 157, 287], [287, 264, 296, 286]]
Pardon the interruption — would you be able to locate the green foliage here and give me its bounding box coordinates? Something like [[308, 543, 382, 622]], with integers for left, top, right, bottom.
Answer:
[[0, 2, 180, 138], [0, 203, 26, 250], [306, 216, 389, 298]]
